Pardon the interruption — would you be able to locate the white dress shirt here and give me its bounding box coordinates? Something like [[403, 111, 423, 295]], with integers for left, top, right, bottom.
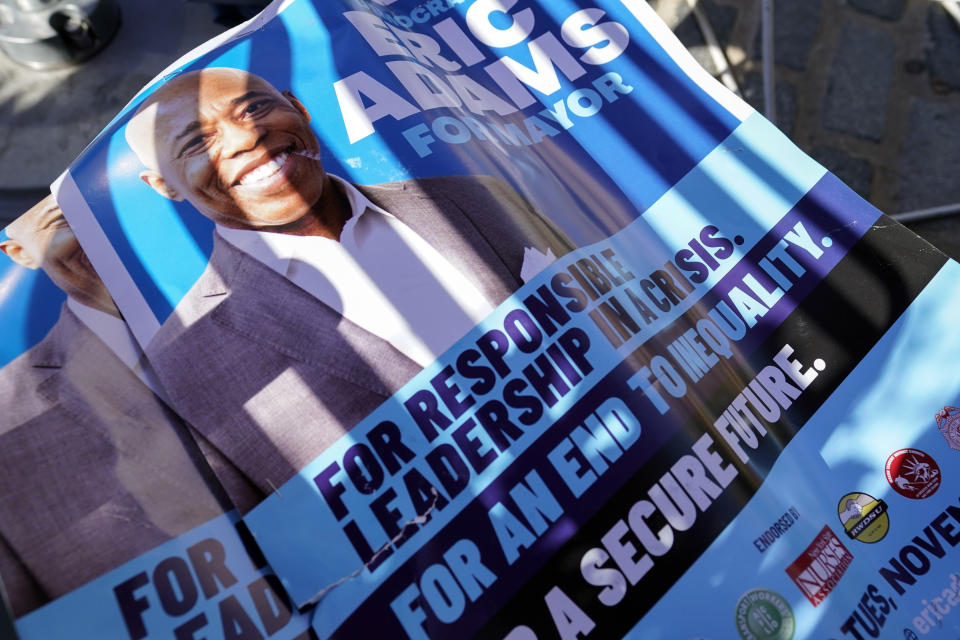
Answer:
[[217, 176, 497, 367]]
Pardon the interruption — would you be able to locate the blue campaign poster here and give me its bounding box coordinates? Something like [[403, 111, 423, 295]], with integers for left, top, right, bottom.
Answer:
[[49, 0, 960, 637]]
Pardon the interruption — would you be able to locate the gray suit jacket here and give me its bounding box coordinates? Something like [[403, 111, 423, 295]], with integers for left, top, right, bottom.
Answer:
[[0, 305, 225, 617], [145, 175, 573, 511]]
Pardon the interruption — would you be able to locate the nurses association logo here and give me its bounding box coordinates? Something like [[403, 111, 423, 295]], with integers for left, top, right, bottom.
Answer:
[[885, 449, 940, 499], [837, 492, 889, 543], [936, 406, 960, 450], [785, 526, 853, 606]]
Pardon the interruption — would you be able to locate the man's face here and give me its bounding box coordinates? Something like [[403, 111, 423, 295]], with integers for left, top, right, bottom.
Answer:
[[1, 196, 116, 315], [138, 70, 327, 229]]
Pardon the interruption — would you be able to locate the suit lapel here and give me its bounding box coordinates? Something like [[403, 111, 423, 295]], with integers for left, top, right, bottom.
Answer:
[[359, 182, 521, 306], [27, 305, 69, 370], [31, 306, 83, 418], [207, 236, 422, 397], [32, 307, 160, 443]]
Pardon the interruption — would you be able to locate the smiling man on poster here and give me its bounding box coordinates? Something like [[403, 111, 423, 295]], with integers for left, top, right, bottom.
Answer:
[[124, 67, 572, 511]]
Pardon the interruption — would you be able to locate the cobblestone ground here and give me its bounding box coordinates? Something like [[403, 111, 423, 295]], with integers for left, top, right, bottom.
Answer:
[[651, 0, 960, 260]]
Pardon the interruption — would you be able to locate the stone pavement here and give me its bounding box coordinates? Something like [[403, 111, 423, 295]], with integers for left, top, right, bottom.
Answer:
[[651, 0, 960, 259]]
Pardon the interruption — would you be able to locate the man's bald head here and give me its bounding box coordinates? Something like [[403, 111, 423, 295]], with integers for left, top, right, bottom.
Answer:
[[124, 67, 332, 232], [2, 195, 61, 270], [0, 195, 118, 316]]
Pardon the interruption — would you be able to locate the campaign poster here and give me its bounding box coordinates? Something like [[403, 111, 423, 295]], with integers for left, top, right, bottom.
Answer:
[[0, 197, 312, 639], [51, 0, 960, 637]]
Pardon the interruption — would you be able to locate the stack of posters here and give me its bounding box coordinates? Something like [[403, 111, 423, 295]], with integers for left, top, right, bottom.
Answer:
[[2, 1, 959, 638]]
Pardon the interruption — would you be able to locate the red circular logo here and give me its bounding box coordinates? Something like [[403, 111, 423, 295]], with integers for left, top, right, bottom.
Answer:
[[885, 449, 941, 499]]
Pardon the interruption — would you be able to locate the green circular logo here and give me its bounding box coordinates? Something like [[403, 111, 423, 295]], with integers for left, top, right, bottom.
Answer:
[[735, 589, 795, 640]]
